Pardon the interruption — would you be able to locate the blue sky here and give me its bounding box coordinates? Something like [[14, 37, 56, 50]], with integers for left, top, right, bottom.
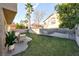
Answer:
[[13, 3, 56, 23]]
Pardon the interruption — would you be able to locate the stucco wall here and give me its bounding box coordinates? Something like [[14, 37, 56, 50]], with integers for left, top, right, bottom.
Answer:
[[0, 3, 17, 55], [0, 8, 6, 55]]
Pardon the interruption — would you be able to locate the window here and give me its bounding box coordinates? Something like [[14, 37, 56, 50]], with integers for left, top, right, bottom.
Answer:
[[51, 20, 56, 24]]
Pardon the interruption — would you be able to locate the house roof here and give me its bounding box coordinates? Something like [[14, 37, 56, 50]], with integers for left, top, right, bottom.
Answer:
[[43, 13, 54, 22], [43, 11, 58, 22]]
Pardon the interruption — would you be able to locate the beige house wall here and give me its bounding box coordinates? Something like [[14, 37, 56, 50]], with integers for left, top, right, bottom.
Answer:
[[0, 3, 17, 55], [0, 8, 7, 55], [44, 13, 60, 29]]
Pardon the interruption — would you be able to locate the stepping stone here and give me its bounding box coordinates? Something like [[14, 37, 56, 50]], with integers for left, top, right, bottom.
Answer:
[[26, 36, 32, 43]]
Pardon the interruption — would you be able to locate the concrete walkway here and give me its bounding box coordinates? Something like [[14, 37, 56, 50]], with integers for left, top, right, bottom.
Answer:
[[5, 36, 32, 56]]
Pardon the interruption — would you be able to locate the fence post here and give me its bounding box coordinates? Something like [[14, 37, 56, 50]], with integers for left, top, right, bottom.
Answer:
[[75, 24, 79, 46]]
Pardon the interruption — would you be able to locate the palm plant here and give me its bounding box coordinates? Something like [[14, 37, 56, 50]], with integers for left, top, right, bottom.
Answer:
[[25, 3, 33, 31], [5, 31, 16, 47]]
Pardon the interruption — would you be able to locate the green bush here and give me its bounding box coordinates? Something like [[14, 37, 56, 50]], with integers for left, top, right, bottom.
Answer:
[[55, 3, 79, 29], [16, 23, 26, 29], [16, 23, 20, 29]]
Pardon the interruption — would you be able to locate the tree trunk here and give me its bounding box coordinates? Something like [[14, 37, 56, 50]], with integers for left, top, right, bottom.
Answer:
[[28, 19, 30, 30], [28, 16, 32, 32]]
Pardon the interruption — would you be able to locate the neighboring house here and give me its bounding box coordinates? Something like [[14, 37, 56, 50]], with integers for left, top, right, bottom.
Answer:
[[31, 22, 43, 29], [8, 23, 16, 31], [31, 22, 43, 34], [0, 3, 17, 55], [43, 12, 60, 29]]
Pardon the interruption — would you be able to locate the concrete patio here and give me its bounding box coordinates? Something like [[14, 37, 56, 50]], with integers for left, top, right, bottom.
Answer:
[[5, 36, 32, 56]]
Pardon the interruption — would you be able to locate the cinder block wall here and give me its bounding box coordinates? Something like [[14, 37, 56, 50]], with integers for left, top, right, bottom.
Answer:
[[40, 28, 75, 40]]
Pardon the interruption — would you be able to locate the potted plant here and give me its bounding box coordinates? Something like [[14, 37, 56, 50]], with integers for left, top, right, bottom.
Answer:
[[5, 31, 16, 51]]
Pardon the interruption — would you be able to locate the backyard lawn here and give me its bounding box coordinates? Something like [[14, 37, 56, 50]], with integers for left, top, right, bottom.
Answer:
[[16, 32, 79, 56]]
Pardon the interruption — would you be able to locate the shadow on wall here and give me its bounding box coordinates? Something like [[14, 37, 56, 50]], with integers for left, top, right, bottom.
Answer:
[[40, 28, 75, 34], [39, 28, 75, 40]]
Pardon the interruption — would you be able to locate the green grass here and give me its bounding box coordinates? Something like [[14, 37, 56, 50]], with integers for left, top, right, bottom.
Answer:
[[16, 32, 79, 56]]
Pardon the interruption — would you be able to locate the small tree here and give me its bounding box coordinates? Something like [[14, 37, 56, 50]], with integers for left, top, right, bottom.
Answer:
[[33, 9, 45, 26]]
